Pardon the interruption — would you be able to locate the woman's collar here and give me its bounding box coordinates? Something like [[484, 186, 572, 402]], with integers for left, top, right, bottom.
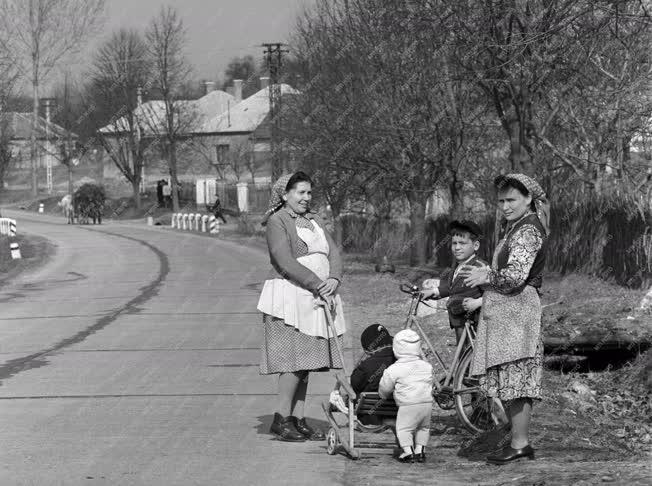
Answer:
[[283, 206, 315, 219]]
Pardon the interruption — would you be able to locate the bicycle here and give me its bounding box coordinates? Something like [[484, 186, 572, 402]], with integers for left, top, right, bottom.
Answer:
[[399, 282, 505, 434]]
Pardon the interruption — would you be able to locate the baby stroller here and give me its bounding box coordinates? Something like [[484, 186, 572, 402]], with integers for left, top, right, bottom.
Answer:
[[321, 282, 504, 460], [320, 299, 399, 460]]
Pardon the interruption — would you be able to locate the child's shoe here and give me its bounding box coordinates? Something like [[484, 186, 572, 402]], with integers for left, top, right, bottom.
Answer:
[[397, 448, 414, 463], [415, 447, 426, 463]]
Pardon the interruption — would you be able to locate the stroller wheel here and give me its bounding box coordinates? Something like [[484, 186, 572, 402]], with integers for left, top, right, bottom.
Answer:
[[326, 427, 340, 455]]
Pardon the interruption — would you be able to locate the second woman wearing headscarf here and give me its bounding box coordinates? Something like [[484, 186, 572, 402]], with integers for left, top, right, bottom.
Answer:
[[462, 173, 550, 465]]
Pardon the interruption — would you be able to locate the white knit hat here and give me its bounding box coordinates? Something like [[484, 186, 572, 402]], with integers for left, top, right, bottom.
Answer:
[[392, 329, 422, 359]]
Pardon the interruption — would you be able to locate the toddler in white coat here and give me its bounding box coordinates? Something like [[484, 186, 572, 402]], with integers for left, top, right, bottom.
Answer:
[[379, 329, 434, 463]]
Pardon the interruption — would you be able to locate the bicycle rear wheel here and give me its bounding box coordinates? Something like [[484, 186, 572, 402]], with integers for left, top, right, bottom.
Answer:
[[453, 349, 495, 434]]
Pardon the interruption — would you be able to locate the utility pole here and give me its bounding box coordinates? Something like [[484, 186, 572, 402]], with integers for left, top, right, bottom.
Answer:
[[136, 86, 145, 194], [262, 42, 289, 182], [42, 98, 54, 194]]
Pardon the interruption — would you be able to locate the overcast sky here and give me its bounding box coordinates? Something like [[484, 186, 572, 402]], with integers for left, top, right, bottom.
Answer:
[[64, 0, 314, 88]]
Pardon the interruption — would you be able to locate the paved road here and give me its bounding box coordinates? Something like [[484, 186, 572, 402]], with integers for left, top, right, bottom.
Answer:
[[0, 210, 352, 486]]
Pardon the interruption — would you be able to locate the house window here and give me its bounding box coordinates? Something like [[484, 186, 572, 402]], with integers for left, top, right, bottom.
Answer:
[[215, 144, 230, 164]]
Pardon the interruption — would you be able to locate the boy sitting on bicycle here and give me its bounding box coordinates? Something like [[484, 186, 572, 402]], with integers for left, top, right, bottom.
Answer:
[[420, 220, 486, 344]]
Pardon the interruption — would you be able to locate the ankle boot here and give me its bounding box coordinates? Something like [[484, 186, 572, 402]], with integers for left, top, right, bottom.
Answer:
[[270, 413, 306, 442], [291, 417, 325, 440]]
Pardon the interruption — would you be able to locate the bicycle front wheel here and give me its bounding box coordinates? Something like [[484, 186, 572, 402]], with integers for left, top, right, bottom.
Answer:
[[453, 349, 495, 434]]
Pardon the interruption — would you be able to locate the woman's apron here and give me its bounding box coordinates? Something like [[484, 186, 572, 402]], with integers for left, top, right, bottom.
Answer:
[[257, 220, 346, 339]]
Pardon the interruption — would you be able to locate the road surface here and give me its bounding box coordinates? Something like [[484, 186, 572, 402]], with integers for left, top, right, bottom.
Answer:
[[0, 210, 352, 486]]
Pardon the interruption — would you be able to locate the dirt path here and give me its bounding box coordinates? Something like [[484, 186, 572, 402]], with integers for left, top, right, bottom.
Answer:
[[337, 264, 651, 486]]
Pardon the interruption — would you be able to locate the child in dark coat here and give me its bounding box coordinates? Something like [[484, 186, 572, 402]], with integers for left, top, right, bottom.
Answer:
[[421, 220, 486, 344], [329, 324, 396, 425]]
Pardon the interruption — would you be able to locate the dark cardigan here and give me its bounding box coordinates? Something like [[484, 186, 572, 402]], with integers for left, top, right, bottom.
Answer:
[[265, 208, 343, 293], [437, 255, 487, 328]]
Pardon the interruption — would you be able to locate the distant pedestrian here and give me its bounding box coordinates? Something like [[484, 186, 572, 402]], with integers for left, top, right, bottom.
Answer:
[[156, 180, 165, 207], [210, 196, 227, 224], [162, 180, 171, 208]]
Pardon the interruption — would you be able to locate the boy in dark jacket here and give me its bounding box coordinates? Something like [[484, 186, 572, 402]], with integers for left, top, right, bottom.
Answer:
[[329, 324, 396, 425], [421, 220, 486, 344]]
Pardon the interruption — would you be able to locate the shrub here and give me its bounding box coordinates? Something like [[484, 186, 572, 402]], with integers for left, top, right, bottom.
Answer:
[[74, 183, 106, 224]]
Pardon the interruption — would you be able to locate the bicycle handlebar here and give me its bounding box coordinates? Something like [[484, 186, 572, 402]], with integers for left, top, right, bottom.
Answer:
[[399, 282, 421, 295]]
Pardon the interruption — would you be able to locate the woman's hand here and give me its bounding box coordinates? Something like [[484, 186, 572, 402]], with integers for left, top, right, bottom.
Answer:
[[461, 264, 491, 288], [462, 297, 483, 313], [318, 278, 340, 298]]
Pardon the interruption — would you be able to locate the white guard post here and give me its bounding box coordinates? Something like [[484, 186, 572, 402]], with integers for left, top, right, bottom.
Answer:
[[209, 215, 219, 235], [38, 203, 44, 213], [10, 241, 21, 259], [201, 215, 208, 232], [171, 213, 176, 228], [194, 213, 201, 231]]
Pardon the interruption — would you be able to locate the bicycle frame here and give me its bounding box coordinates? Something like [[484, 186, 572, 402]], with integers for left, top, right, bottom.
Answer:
[[403, 289, 476, 394]]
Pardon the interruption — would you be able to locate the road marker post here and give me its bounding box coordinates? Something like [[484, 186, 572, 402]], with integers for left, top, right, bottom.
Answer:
[[10, 241, 21, 259]]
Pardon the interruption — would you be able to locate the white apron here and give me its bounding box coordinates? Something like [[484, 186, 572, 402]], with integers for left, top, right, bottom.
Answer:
[[257, 220, 346, 339]]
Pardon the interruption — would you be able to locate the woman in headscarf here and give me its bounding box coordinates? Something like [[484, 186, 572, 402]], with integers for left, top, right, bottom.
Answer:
[[258, 171, 346, 442], [461, 173, 550, 465]]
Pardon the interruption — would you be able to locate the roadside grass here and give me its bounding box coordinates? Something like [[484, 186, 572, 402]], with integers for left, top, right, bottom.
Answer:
[[0, 234, 57, 289]]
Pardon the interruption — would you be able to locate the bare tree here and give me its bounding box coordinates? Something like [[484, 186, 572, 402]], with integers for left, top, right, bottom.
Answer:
[[291, 0, 481, 264], [145, 6, 194, 212], [0, 63, 20, 190], [0, 0, 105, 197], [88, 28, 152, 209]]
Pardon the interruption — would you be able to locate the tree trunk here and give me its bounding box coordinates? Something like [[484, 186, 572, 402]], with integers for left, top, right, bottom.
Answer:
[[131, 180, 142, 210], [449, 176, 465, 219], [31, 72, 39, 197], [169, 140, 180, 212], [407, 192, 427, 266]]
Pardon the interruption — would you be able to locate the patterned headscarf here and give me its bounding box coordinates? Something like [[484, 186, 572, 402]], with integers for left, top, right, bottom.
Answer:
[[494, 173, 551, 237], [261, 173, 293, 226]]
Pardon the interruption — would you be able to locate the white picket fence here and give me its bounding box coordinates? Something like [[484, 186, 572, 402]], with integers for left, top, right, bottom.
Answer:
[[0, 218, 17, 236]]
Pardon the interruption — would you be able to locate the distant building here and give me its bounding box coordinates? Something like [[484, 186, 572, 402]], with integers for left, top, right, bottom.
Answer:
[[97, 78, 302, 187], [0, 112, 78, 169], [194, 80, 301, 183]]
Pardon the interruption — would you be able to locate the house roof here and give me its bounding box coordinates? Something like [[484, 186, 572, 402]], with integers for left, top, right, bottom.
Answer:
[[0, 112, 78, 140], [198, 84, 301, 134], [99, 89, 236, 135]]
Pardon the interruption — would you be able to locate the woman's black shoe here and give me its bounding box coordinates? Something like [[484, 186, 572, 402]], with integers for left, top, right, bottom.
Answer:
[[270, 413, 306, 442], [486, 444, 535, 465], [415, 449, 426, 463], [291, 416, 325, 440]]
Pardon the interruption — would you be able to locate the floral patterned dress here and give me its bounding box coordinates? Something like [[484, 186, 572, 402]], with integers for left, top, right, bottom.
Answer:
[[471, 213, 545, 401]]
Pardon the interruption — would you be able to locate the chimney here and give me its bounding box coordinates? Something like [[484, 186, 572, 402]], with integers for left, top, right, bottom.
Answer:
[[260, 76, 270, 90], [203, 80, 216, 95], [136, 86, 143, 106], [233, 79, 243, 102]]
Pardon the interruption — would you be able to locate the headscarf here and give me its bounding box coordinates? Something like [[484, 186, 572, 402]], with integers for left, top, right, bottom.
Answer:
[[261, 173, 293, 226], [494, 173, 550, 239]]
